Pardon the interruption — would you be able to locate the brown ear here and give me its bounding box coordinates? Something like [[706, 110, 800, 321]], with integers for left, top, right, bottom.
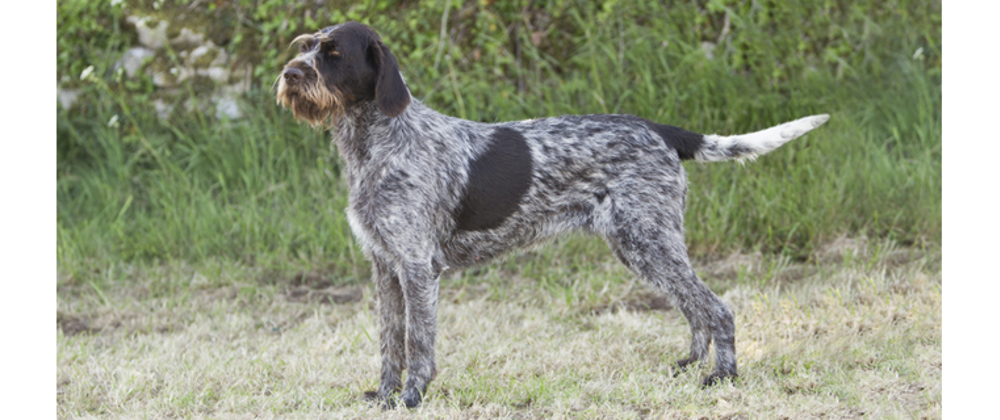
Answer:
[[370, 39, 410, 117]]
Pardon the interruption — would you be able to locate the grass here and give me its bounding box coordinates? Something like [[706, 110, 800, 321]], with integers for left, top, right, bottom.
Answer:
[[57, 237, 940, 418], [56, 54, 941, 280], [56, 2, 941, 417], [56, 1, 941, 279]]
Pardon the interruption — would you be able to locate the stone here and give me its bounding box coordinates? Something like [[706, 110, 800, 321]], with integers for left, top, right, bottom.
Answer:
[[57, 88, 80, 110], [117, 47, 156, 78], [126, 16, 169, 50]]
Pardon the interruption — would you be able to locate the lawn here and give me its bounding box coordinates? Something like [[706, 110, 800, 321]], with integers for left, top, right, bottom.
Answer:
[[56, 2, 941, 418], [57, 237, 940, 418]]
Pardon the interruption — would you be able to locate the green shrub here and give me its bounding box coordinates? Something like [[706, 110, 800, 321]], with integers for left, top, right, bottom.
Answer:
[[56, 1, 941, 277]]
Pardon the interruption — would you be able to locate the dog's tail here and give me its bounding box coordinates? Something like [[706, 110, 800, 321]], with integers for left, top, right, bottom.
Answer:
[[650, 114, 830, 162]]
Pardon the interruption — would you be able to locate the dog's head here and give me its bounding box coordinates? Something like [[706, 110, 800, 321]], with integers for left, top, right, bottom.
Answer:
[[276, 22, 410, 127]]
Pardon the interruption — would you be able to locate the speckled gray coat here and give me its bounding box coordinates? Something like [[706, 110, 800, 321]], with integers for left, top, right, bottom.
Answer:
[[276, 21, 829, 408]]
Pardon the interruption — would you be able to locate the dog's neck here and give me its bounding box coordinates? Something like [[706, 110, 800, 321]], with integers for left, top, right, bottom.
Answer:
[[331, 95, 430, 180]]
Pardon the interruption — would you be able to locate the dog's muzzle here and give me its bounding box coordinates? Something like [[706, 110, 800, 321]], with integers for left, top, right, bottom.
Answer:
[[276, 63, 342, 128]]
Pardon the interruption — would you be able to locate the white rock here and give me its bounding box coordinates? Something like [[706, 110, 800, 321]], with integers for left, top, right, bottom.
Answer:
[[204, 67, 230, 83], [189, 45, 212, 61], [152, 99, 175, 119], [172, 27, 205, 46], [215, 95, 242, 120], [117, 47, 155, 77], [701, 41, 716, 59], [57, 88, 80, 110], [127, 16, 169, 50]]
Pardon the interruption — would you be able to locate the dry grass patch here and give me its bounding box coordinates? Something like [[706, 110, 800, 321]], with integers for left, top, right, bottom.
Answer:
[[57, 239, 940, 418]]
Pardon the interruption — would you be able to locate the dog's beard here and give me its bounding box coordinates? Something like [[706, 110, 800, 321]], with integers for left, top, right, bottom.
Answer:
[[275, 71, 343, 129]]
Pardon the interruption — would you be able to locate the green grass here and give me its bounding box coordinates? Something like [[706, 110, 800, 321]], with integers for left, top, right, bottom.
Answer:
[[58, 97, 367, 280], [57, 56, 940, 281], [56, 3, 941, 416], [56, 1, 940, 280], [57, 238, 941, 418]]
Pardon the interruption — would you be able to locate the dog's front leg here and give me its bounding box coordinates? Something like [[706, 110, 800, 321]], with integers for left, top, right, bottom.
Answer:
[[371, 256, 406, 405], [398, 260, 440, 408]]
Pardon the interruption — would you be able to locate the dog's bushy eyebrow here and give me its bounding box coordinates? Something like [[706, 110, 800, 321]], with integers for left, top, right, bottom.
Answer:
[[290, 32, 339, 51], [289, 34, 315, 48], [291, 33, 336, 50]]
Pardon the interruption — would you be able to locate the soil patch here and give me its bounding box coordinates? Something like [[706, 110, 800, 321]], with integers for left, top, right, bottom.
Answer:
[[285, 286, 363, 305], [57, 312, 98, 336], [590, 292, 673, 315]]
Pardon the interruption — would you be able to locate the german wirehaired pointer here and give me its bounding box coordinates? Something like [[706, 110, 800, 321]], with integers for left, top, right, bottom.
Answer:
[[276, 22, 829, 408]]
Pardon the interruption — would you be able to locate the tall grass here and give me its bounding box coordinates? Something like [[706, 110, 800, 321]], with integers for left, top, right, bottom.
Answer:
[[57, 98, 367, 281], [682, 60, 941, 256], [56, 1, 940, 282]]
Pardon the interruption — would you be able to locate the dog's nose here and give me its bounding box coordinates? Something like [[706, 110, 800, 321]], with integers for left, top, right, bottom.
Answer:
[[283, 67, 304, 84]]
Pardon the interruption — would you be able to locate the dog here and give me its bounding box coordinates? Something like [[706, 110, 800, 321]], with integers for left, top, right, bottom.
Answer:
[[276, 21, 829, 408]]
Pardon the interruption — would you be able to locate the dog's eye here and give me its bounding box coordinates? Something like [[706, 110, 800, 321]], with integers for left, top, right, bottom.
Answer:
[[323, 43, 339, 57]]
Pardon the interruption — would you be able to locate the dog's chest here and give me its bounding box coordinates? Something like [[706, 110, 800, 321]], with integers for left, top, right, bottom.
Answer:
[[341, 159, 390, 258], [345, 202, 386, 259], [342, 161, 424, 260]]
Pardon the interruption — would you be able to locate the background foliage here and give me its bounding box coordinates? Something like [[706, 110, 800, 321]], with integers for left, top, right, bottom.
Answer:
[[57, 0, 941, 280]]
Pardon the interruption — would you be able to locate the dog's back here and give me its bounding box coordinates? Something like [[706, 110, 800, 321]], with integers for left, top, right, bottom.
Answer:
[[276, 21, 829, 408]]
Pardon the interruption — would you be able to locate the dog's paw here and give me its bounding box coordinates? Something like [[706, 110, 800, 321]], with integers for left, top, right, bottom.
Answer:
[[671, 357, 699, 377], [363, 390, 398, 410], [400, 387, 423, 409], [701, 371, 738, 388]]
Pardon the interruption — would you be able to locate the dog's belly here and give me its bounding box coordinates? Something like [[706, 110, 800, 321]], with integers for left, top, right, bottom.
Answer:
[[441, 189, 612, 269], [441, 225, 542, 268]]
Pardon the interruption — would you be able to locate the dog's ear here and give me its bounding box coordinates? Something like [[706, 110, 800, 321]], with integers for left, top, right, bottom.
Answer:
[[369, 38, 410, 117]]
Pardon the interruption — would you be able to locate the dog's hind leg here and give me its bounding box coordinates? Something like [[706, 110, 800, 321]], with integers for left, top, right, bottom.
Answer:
[[603, 204, 737, 385]]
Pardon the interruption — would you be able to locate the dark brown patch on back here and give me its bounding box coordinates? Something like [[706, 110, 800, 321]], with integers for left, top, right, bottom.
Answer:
[[455, 127, 533, 231]]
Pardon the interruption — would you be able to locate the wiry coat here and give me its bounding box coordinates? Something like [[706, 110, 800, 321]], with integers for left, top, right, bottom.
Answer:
[[276, 21, 829, 408]]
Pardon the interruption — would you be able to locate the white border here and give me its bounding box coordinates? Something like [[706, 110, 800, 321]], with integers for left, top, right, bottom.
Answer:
[[3, 1, 56, 417], [943, 1, 997, 417]]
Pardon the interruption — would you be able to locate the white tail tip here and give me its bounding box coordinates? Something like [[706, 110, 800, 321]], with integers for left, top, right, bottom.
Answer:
[[696, 113, 830, 162]]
